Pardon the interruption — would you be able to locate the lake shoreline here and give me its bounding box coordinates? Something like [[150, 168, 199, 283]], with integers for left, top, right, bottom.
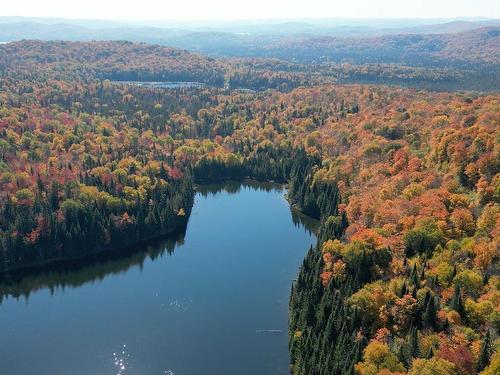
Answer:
[[0, 216, 189, 280], [0, 178, 317, 281], [1, 181, 317, 375]]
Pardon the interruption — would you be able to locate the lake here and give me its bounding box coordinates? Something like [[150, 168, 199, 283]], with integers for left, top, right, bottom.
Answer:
[[111, 81, 256, 92], [112, 81, 206, 89], [0, 181, 317, 375]]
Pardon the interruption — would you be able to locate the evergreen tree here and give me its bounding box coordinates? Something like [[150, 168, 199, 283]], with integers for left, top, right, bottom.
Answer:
[[399, 281, 408, 297], [407, 326, 420, 360], [426, 346, 434, 359], [422, 296, 437, 330], [409, 263, 420, 288], [477, 330, 492, 372], [449, 285, 465, 318]]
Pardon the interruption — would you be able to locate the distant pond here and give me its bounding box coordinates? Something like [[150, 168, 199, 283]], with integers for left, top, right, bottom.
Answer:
[[0, 181, 317, 375], [111, 80, 257, 92], [111, 81, 207, 89]]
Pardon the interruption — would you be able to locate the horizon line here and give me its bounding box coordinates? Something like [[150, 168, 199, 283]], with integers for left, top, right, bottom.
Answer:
[[0, 15, 498, 22]]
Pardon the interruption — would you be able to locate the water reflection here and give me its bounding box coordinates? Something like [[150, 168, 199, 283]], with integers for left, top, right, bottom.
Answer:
[[113, 345, 130, 375], [290, 207, 319, 236], [0, 180, 317, 375], [196, 179, 284, 197], [112, 81, 206, 89], [0, 181, 317, 303], [197, 180, 319, 235], [0, 235, 184, 303]]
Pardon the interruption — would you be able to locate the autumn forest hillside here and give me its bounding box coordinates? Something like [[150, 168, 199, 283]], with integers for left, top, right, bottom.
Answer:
[[2, 34, 499, 91], [0, 39, 498, 375]]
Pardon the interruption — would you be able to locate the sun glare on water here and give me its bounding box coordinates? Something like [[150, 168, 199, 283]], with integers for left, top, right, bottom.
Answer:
[[113, 345, 176, 375]]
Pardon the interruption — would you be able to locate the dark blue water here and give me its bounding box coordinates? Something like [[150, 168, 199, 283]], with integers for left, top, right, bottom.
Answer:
[[0, 182, 316, 375]]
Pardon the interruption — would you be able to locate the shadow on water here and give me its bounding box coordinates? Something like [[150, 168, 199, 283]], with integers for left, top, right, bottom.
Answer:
[[0, 234, 186, 303], [196, 180, 319, 235], [0, 180, 317, 303], [195, 179, 284, 197]]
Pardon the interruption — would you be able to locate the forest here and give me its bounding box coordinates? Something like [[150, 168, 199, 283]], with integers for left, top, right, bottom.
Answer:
[[0, 40, 498, 375], [2, 37, 499, 92]]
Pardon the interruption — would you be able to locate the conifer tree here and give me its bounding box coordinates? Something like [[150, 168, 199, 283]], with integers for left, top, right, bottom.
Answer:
[[422, 296, 437, 330], [477, 330, 492, 372], [407, 326, 420, 360], [449, 285, 465, 318]]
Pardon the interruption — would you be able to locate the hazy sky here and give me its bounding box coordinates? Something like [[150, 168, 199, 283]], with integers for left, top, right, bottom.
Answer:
[[1, 0, 499, 20]]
